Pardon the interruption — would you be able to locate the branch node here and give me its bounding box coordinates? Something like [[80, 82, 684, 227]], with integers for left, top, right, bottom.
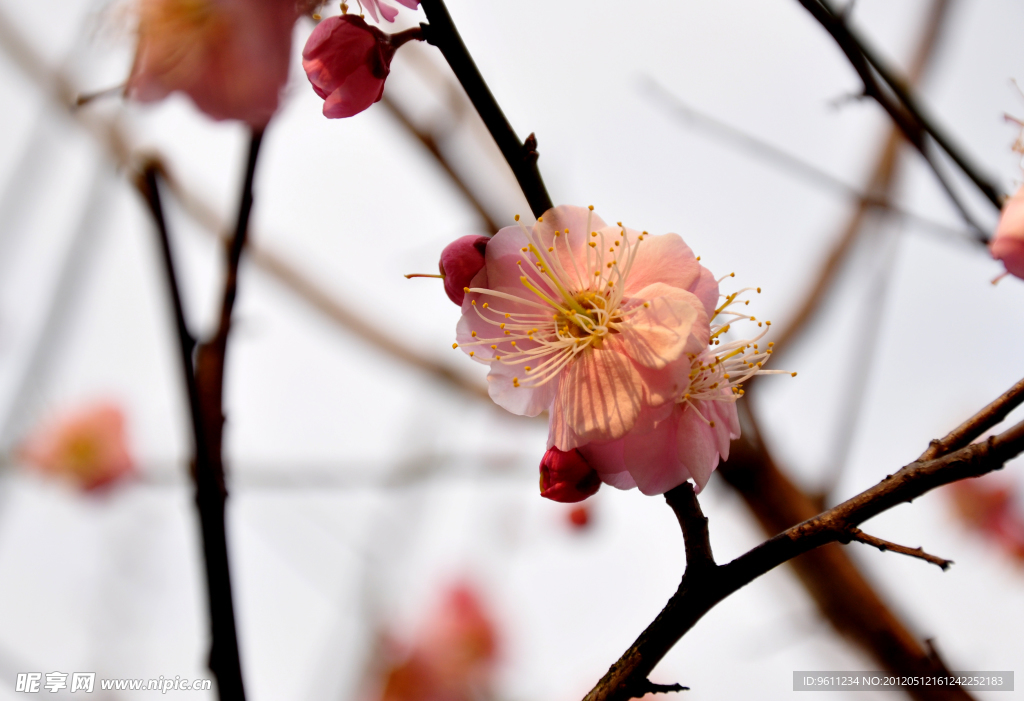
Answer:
[[522, 132, 539, 163]]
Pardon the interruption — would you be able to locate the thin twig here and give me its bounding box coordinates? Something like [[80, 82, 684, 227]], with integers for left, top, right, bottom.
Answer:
[[640, 79, 974, 244], [795, 0, 1004, 217], [584, 415, 1024, 701], [918, 375, 1024, 461], [418, 0, 553, 218], [847, 528, 953, 570]]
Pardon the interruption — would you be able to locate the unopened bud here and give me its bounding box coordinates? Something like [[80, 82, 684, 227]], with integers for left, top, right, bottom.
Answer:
[[539, 447, 600, 503], [439, 235, 489, 305]]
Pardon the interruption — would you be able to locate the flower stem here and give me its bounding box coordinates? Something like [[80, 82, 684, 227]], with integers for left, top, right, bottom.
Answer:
[[418, 0, 553, 218]]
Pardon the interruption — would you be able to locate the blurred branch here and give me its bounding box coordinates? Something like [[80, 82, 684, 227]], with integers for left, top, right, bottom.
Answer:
[[419, 0, 553, 218], [795, 0, 1004, 216], [585, 401, 1024, 701], [135, 161, 249, 701], [771, 0, 956, 358], [640, 80, 974, 244], [379, 92, 500, 233]]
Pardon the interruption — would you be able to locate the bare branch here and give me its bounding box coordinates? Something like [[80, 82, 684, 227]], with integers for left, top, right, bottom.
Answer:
[[665, 483, 715, 573], [584, 415, 1024, 701], [847, 528, 953, 570], [919, 376, 1024, 461]]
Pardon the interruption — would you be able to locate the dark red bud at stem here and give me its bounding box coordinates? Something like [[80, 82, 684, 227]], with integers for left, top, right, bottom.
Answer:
[[539, 447, 601, 503], [439, 235, 489, 305]]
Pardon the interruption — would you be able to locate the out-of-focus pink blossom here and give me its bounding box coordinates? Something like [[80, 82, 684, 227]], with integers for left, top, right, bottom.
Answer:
[[303, 14, 421, 118], [455, 205, 787, 496], [18, 402, 134, 491], [539, 447, 600, 502], [991, 185, 1024, 280], [948, 478, 1024, 563], [376, 584, 497, 701], [361, 0, 419, 23], [127, 0, 298, 128], [440, 236, 489, 305]]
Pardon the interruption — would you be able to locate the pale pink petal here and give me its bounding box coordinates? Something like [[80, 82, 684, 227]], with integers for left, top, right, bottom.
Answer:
[[393, 0, 420, 8], [549, 338, 643, 448], [486, 362, 556, 417], [600, 469, 638, 490], [618, 283, 703, 369], [690, 266, 720, 319], [676, 404, 721, 492], [577, 439, 626, 474], [621, 410, 685, 495], [622, 231, 704, 296]]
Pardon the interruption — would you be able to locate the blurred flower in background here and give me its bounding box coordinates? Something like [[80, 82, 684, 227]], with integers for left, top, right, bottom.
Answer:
[[991, 184, 1024, 281], [373, 583, 498, 701], [947, 476, 1024, 564], [127, 0, 300, 126], [17, 402, 135, 492]]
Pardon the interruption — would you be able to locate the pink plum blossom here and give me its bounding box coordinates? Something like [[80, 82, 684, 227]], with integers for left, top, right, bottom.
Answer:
[[991, 184, 1024, 280], [303, 14, 421, 118], [539, 447, 601, 502], [376, 584, 497, 701], [454, 205, 787, 496], [18, 402, 134, 491], [127, 0, 298, 128], [440, 236, 489, 305], [360, 0, 419, 23]]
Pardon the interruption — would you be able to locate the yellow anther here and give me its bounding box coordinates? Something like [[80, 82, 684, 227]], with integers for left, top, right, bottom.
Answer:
[[643, 302, 650, 308], [607, 281, 614, 287], [757, 287, 762, 293], [505, 313, 510, 318], [588, 205, 594, 211], [469, 351, 475, 357], [490, 345, 497, 350], [463, 286, 470, 292], [696, 256, 701, 261], [591, 231, 597, 237], [609, 248, 615, 253], [471, 331, 477, 337], [500, 323, 506, 329], [538, 216, 544, 222], [482, 302, 489, 308], [511, 341, 516, 346], [513, 378, 520, 387], [768, 341, 774, 346], [617, 221, 622, 226], [521, 247, 528, 252], [504, 331, 510, 336], [615, 241, 620, 246], [589, 241, 597, 248], [452, 343, 458, 349], [471, 300, 477, 305], [515, 214, 520, 221], [765, 320, 771, 326], [791, 372, 798, 377], [496, 355, 502, 360], [312, 12, 321, 19], [594, 271, 600, 277], [525, 366, 532, 371], [709, 421, 716, 427], [548, 246, 554, 252], [607, 262, 613, 268], [730, 272, 735, 277]]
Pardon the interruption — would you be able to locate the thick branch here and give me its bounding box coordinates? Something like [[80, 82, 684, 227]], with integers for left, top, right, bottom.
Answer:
[[664, 483, 715, 573], [584, 414, 1024, 701], [848, 528, 953, 570], [418, 0, 553, 218]]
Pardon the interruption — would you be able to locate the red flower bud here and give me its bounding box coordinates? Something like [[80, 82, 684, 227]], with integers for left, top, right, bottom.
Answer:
[[302, 15, 396, 118], [440, 235, 489, 305], [539, 447, 601, 503]]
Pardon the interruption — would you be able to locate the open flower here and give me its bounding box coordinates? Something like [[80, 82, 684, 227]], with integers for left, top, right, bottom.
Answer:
[[455, 205, 716, 450], [361, 0, 419, 23], [127, 0, 298, 127], [992, 184, 1024, 280], [303, 14, 421, 118], [18, 402, 134, 491]]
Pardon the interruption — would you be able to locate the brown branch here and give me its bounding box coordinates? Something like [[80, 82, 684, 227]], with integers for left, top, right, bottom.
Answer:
[[919, 376, 1024, 461], [847, 528, 953, 570], [584, 415, 1024, 701], [665, 483, 715, 573]]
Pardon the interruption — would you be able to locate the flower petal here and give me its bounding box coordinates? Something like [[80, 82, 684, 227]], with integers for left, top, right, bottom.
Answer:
[[618, 283, 703, 370]]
